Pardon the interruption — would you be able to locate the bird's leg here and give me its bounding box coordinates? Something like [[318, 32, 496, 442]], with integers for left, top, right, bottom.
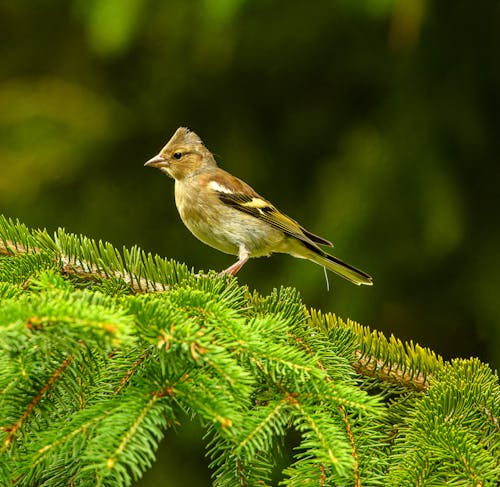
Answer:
[[219, 245, 250, 277]]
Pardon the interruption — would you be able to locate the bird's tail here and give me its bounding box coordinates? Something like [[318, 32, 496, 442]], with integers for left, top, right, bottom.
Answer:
[[309, 250, 373, 286]]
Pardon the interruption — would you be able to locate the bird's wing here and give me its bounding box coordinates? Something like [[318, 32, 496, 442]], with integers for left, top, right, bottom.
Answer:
[[205, 171, 332, 249]]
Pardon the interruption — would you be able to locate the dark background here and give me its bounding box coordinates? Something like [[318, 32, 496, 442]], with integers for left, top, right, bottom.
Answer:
[[1, 1, 499, 484]]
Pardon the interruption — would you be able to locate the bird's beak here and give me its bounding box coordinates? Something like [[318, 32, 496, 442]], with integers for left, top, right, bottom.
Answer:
[[144, 154, 169, 168]]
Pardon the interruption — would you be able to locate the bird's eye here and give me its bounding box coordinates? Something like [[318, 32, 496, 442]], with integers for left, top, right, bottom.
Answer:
[[173, 152, 182, 160]]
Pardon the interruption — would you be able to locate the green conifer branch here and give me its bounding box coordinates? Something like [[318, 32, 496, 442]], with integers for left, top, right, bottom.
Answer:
[[0, 214, 499, 486]]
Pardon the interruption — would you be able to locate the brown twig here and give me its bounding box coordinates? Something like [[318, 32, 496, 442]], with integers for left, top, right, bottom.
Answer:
[[1, 355, 73, 452], [353, 350, 429, 392], [1, 239, 167, 293]]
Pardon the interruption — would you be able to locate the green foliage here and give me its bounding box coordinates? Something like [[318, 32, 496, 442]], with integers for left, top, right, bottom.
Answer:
[[0, 216, 499, 486]]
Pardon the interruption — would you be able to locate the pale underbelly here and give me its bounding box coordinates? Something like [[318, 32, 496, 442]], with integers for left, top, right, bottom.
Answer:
[[180, 207, 285, 257]]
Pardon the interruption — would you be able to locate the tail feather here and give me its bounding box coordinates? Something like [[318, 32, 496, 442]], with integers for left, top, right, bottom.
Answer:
[[310, 250, 373, 286], [300, 226, 334, 247]]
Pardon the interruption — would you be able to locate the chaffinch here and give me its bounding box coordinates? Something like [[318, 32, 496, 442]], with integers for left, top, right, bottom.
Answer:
[[145, 127, 372, 286]]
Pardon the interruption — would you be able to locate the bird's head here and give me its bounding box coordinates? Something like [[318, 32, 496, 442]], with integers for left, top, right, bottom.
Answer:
[[145, 127, 217, 180]]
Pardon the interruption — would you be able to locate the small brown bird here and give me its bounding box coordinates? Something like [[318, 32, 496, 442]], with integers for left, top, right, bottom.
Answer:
[[145, 127, 372, 286]]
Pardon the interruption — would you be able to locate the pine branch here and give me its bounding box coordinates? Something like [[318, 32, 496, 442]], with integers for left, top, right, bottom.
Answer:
[[308, 309, 444, 391], [1, 214, 499, 486], [0, 216, 188, 292]]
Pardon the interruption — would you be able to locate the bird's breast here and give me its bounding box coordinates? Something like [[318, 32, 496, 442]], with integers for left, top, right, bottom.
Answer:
[[174, 180, 284, 257]]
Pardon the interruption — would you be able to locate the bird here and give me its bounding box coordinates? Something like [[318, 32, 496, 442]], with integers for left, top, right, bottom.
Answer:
[[145, 127, 372, 286]]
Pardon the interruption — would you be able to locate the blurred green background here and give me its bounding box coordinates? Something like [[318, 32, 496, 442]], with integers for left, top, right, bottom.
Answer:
[[1, 0, 499, 484]]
